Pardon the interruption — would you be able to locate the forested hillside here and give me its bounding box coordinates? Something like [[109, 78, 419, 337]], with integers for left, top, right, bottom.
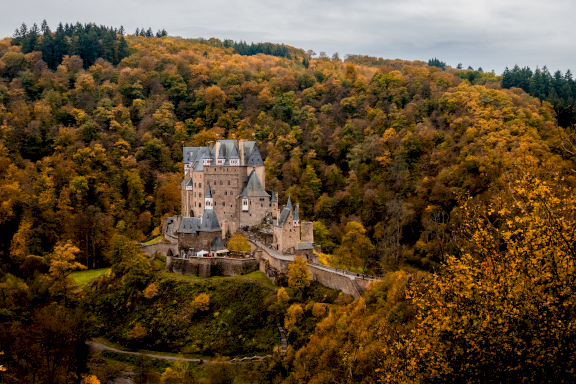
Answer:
[[1, 22, 575, 384], [0, 24, 572, 275]]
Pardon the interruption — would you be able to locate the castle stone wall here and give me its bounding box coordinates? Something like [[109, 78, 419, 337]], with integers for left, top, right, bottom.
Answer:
[[178, 231, 220, 254], [239, 196, 270, 228], [306, 264, 362, 299], [301, 222, 313, 243], [167, 256, 259, 278], [141, 242, 178, 257]]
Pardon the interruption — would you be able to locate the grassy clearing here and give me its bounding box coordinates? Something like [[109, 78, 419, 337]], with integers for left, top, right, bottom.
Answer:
[[142, 236, 165, 245], [236, 271, 276, 289], [71, 268, 110, 285], [161, 271, 203, 282], [160, 270, 275, 289]]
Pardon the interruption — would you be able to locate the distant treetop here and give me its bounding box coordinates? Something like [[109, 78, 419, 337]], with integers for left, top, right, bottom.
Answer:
[[428, 57, 446, 69], [11, 20, 130, 69]]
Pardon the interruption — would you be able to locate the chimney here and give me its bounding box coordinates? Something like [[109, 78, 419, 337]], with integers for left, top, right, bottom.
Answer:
[[238, 139, 244, 165]]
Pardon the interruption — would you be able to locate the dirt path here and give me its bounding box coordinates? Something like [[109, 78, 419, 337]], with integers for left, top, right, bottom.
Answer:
[[87, 341, 275, 364], [87, 341, 205, 362]]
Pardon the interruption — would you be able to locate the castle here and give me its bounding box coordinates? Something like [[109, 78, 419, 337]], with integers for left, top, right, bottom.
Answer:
[[170, 140, 313, 258]]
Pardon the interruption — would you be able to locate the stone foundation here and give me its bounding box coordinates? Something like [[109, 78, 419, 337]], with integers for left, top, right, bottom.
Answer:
[[166, 256, 258, 278]]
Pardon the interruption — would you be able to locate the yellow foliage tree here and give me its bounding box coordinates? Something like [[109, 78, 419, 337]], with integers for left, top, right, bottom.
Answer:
[[335, 222, 375, 271], [127, 322, 147, 341], [284, 303, 303, 331], [47, 241, 86, 301], [385, 170, 576, 383], [227, 233, 250, 252], [80, 375, 100, 384], [190, 292, 210, 316], [143, 282, 158, 299], [277, 287, 290, 309], [10, 219, 32, 263], [288, 256, 311, 292]]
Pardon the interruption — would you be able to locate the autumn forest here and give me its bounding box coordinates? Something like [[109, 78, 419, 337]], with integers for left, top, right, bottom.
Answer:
[[0, 21, 575, 383]]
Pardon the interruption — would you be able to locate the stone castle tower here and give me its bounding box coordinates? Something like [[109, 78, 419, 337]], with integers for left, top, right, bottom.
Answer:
[[181, 140, 272, 236]]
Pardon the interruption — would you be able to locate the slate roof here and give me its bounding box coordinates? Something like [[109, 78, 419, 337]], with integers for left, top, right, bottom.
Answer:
[[183, 146, 203, 164], [270, 191, 277, 202], [293, 205, 300, 222], [278, 208, 290, 226], [202, 145, 213, 160], [178, 209, 222, 234], [184, 140, 263, 168], [179, 217, 200, 234], [238, 171, 270, 198], [227, 143, 240, 159], [199, 209, 221, 232], [210, 236, 227, 252], [218, 143, 226, 158], [245, 144, 264, 167], [193, 161, 204, 171], [206, 185, 212, 198], [181, 179, 185, 186], [296, 242, 313, 250], [186, 179, 193, 187], [286, 196, 293, 210]]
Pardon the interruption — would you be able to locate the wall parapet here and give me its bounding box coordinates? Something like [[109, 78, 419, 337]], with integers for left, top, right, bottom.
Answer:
[[166, 256, 259, 278]]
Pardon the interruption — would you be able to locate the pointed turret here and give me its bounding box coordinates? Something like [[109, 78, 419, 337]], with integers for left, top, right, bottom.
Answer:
[[228, 143, 240, 166], [246, 145, 264, 167], [205, 185, 213, 209], [202, 145, 213, 166], [286, 196, 293, 210], [293, 204, 300, 228], [217, 143, 226, 165]]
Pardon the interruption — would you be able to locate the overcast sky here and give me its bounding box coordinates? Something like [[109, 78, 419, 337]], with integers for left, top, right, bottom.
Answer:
[[2, 0, 574, 74]]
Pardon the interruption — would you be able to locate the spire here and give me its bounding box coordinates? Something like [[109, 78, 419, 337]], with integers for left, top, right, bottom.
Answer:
[[205, 185, 213, 209], [293, 204, 300, 228], [286, 196, 292, 210]]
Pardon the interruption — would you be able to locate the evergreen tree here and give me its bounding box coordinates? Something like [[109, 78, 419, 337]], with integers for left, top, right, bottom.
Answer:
[[53, 23, 68, 66], [41, 25, 56, 69], [428, 58, 446, 69]]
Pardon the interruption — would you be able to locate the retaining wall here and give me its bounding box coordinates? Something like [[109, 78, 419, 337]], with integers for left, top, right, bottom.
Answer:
[[141, 242, 178, 257], [307, 264, 363, 298], [167, 256, 259, 278]]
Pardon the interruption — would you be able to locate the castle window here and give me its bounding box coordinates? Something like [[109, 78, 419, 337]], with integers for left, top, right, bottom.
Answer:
[[214, 180, 216, 185], [194, 192, 196, 197], [195, 202, 197, 207], [242, 198, 249, 211], [222, 202, 225, 206], [194, 183, 196, 188], [199, 193, 202, 198], [225, 191, 227, 195], [220, 180, 223, 185], [228, 180, 230, 185], [261, 204, 263, 207], [199, 183, 202, 187], [199, 203, 202, 207]]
